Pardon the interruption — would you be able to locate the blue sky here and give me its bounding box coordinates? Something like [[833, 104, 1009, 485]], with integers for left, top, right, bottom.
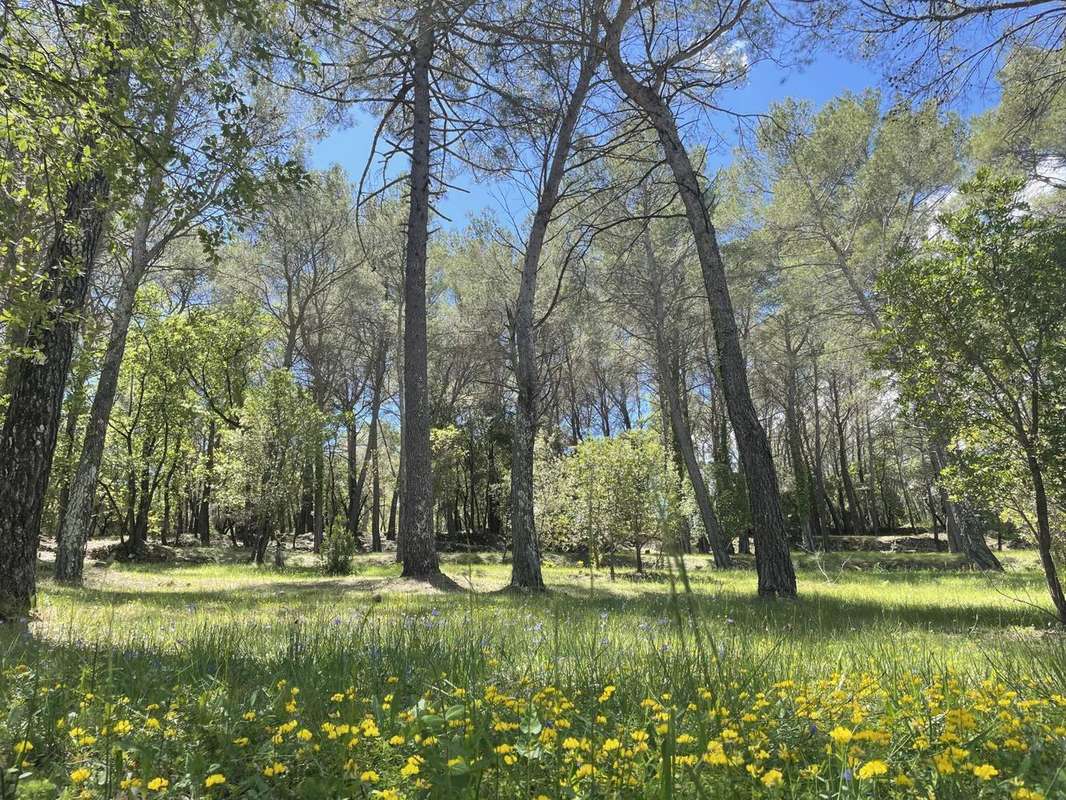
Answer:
[[309, 50, 992, 229]]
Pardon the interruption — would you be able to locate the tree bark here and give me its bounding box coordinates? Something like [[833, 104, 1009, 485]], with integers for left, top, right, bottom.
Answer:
[[604, 9, 795, 596], [864, 406, 882, 533], [830, 376, 864, 534], [371, 425, 382, 552], [197, 418, 216, 545], [313, 434, 325, 553], [929, 443, 1001, 570], [810, 354, 833, 549], [54, 71, 178, 581], [658, 352, 732, 566], [399, 7, 440, 579], [785, 372, 816, 551], [0, 166, 112, 619], [1026, 451, 1066, 623], [56, 258, 149, 578], [509, 32, 598, 591]]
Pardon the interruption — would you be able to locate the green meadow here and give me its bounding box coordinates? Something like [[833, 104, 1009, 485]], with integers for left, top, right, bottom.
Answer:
[[3, 552, 1064, 799]]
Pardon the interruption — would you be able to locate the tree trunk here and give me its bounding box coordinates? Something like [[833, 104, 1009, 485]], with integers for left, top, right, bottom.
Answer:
[[864, 407, 882, 533], [399, 10, 440, 579], [830, 377, 863, 534], [811, 354, 833, 550], [386, 488, 398, 543], [656, 337, 731, 567], [371, 428, 382, 552], [929, 443, 1002, 569], [785, 374, 816, 552], [604, 14, 795, 596], [56, 265, 145, 580], [54, 72, 176, 581], [486, 441, 502, 541], [131, 466, 152, 553], [197, 419, 216, 545], [346, 418, 359, 536], [0, 163, 113, 620], [313, 437, 325, 553], [1026, 452, 1066, 623], [53, 372, 87, 543], [509, 35, 597, 591]]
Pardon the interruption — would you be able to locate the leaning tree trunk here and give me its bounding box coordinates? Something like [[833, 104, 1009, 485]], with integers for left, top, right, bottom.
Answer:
[[661, 363, 732, 565], [654, 323, 731, 567], [604, 17, 795, 596], [399, 9, 440, 579], [509, 36, 598, 591], [1026, 451, 1066, 624], [0, 168, 112, 620], [55, 246, 150, 581], [929, 442, 1002, 569], [54, 74, 176, 582]]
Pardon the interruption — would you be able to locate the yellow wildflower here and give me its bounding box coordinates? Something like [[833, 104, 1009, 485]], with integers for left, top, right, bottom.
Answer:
[[857, 760, 888, 780], [828, 726, 852, 745], [761, 769, 783, 788], [973, 763, 999, 781]]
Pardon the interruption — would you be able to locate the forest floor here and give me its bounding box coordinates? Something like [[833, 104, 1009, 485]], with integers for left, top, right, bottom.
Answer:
[[2, 550, 1064, 798]]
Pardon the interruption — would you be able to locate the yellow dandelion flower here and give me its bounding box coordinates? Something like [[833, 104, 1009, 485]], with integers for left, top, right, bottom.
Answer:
[[857, 760, 888, 780], [828, 726, 852, 745]]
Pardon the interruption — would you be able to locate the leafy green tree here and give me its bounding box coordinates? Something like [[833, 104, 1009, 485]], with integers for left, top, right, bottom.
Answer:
[[101, 287, 200, 554], [217, 369, 321, 565], [536, 429, 680, 574], [972, 46, 1066, 189], [881, 171, 1066, 622]]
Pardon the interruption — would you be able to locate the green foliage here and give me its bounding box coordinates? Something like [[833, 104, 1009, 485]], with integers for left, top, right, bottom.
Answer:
[[880, 170, 1066, 550], [0, 3, 133, 368], [321, 520, 357, 576], [535, 430, 680, 565], [971, 47, 1066, 181], [216, 370, 322, 533]]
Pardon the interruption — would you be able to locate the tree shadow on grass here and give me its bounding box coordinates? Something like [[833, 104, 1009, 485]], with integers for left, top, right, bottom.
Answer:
[[32, 554, 1056, 641], [535, 581, 1055, 637]]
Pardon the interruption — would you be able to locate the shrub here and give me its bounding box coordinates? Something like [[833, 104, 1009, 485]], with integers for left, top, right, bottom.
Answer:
[[322, 522, 356, 575]]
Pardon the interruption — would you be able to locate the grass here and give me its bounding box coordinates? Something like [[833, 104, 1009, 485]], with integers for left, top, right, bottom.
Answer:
[[1, 549, 1065, 799]]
